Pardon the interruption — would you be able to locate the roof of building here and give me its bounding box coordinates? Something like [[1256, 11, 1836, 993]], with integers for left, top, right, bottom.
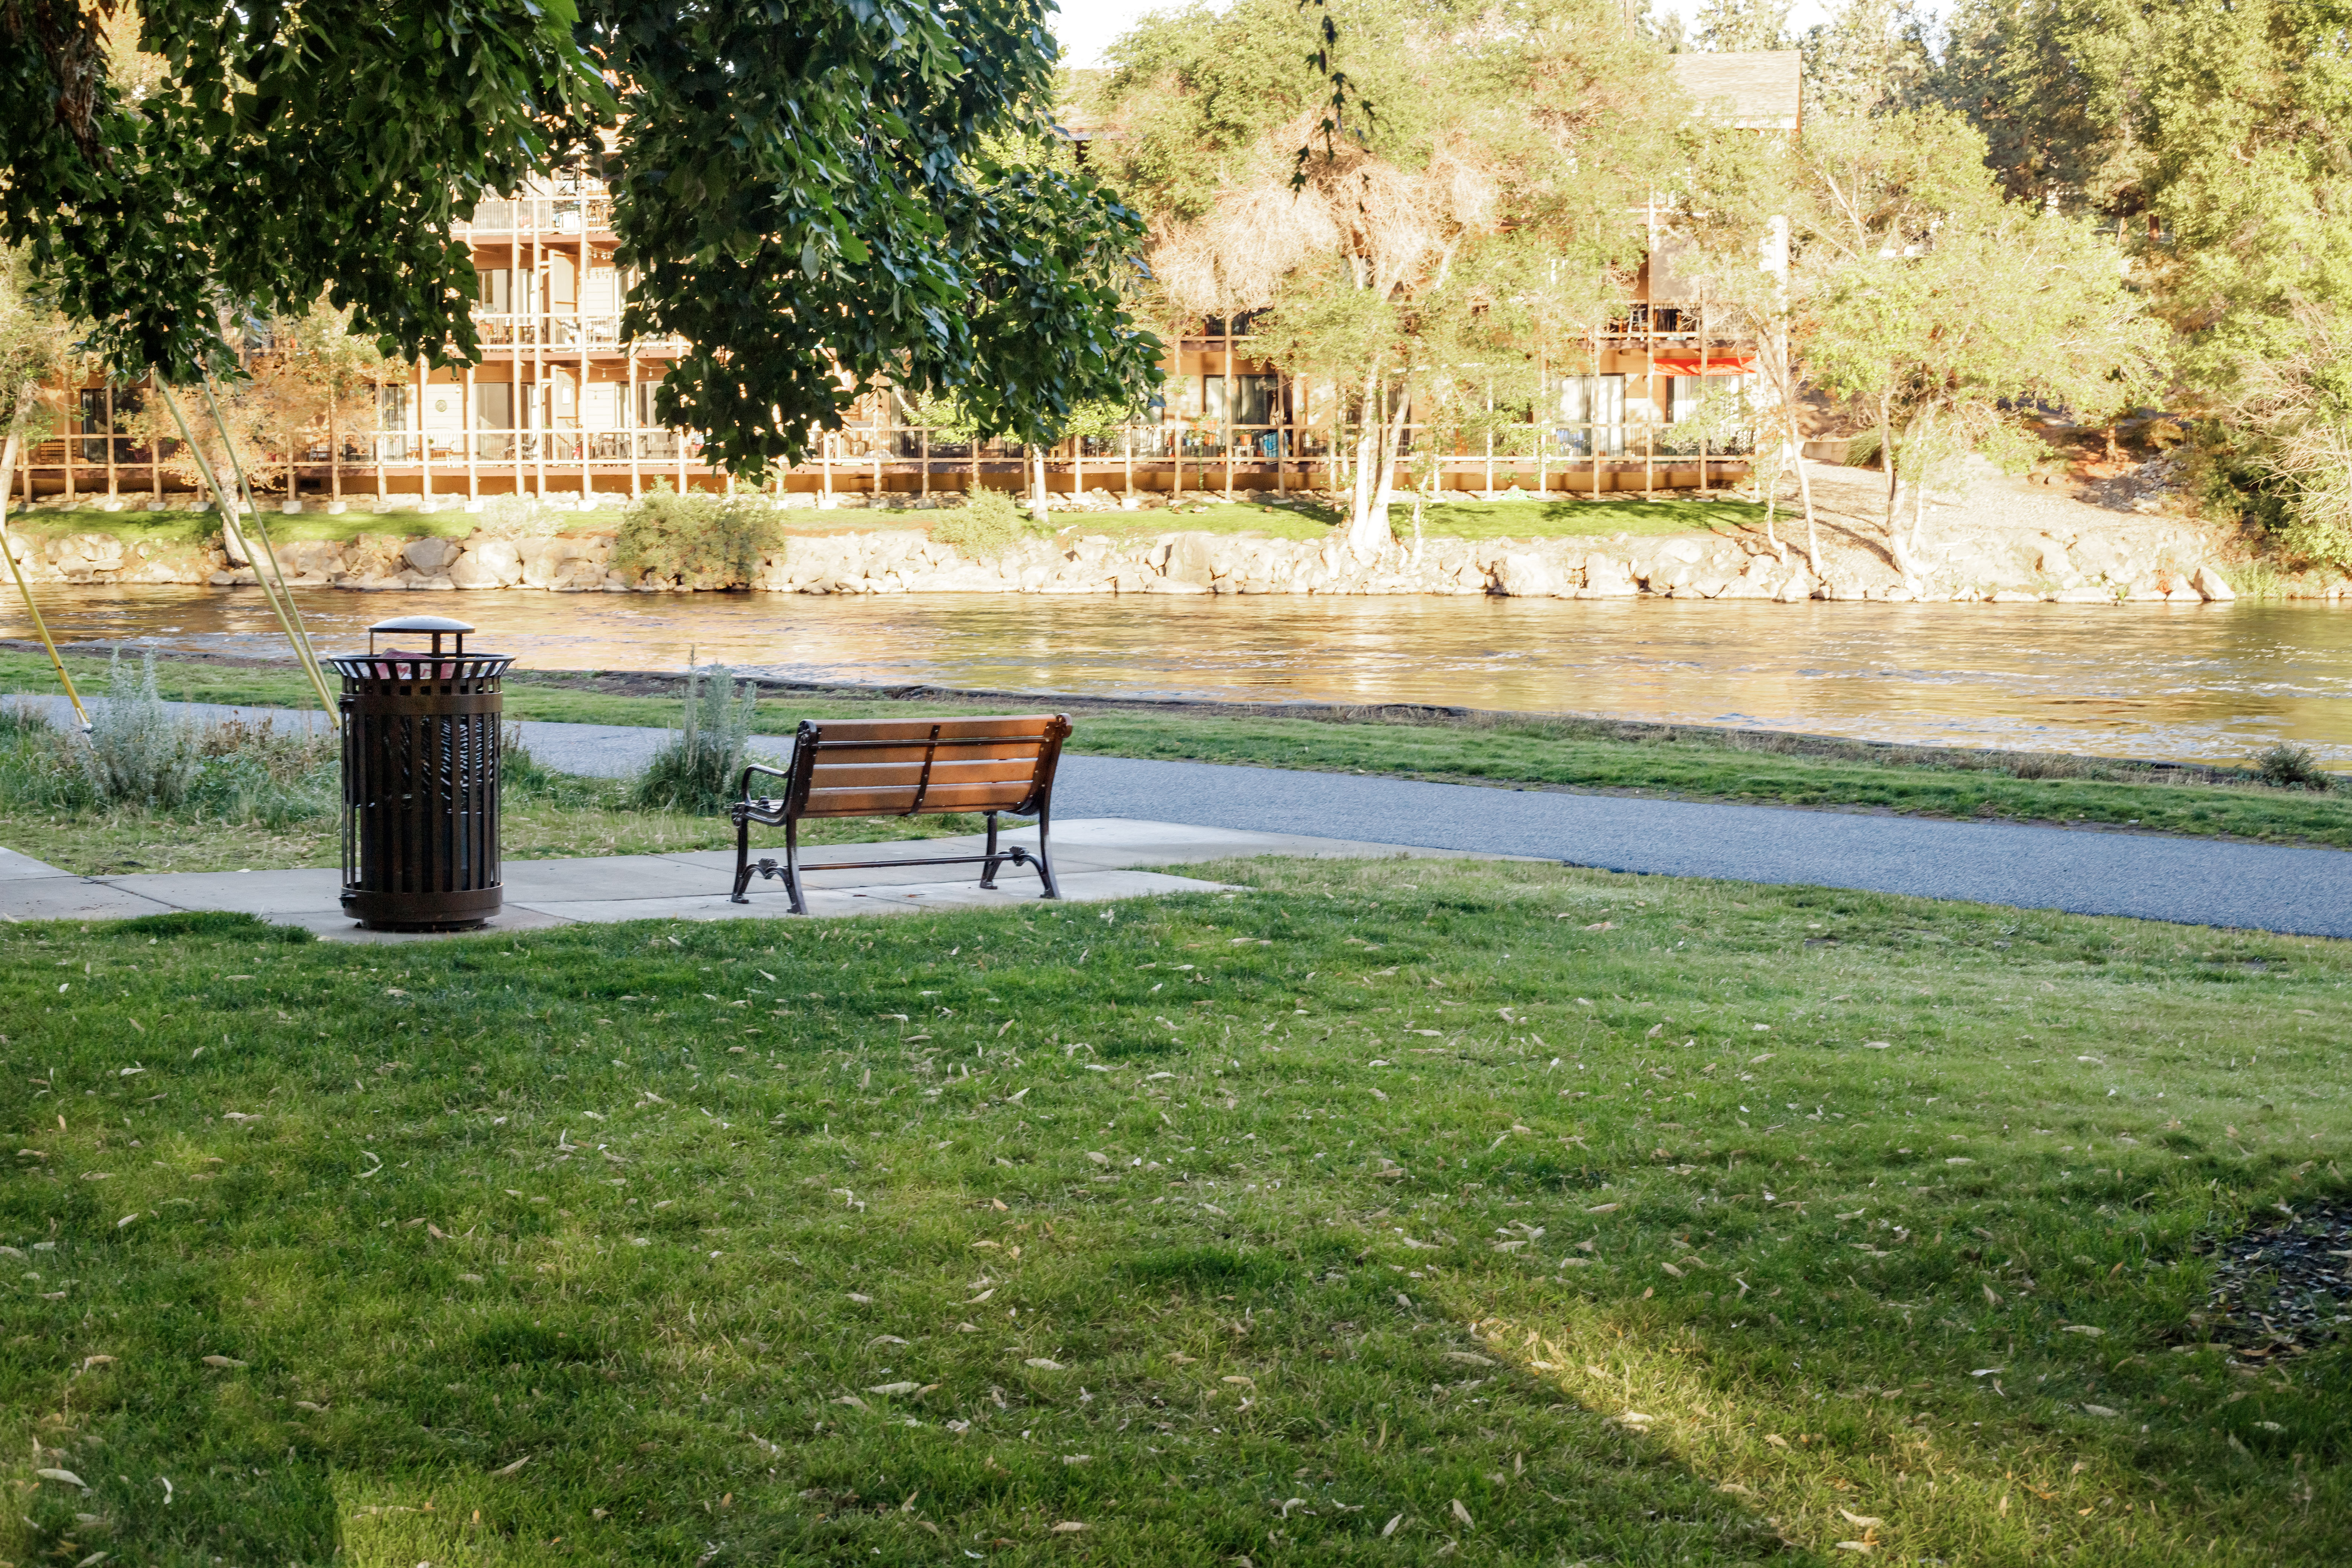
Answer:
[[1669, 50, 1803, 131]]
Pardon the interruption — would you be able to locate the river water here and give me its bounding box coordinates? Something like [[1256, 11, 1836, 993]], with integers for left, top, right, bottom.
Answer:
[[6, 585, 2349, 769]]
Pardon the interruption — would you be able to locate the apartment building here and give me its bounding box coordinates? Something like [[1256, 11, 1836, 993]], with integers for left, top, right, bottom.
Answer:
[[12, 54, 1798, 510]]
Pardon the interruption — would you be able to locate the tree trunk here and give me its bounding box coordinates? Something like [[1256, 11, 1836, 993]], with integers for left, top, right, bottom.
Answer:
[[1344, 360, 1386, 554], [1796, 441, 1821, 578], [1906, 406, 1933, 563], [1878, 392, 1896, 535], [1368, 375, 1412, 550]]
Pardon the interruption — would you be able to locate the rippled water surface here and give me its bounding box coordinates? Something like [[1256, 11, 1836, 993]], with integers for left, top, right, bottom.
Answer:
[[8, 585, 2350, 768]]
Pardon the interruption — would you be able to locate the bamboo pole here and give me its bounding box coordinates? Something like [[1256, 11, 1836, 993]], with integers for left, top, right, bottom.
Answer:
[[160, 382, 300, 673], [179, 379, 338, 725], [0, 388, 88, 727]]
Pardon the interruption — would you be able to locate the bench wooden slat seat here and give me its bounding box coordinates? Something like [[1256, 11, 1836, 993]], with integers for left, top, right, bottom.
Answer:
[[729, 714, 1072, 913]]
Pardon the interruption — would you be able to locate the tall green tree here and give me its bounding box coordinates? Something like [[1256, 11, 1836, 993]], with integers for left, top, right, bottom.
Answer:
[[2, 0, 605, 383], [1689, 110, 2161, 578], [1798, 0, 1932, 119], [588, 0, 1164, 478], [4, 0, 1162, 479], [1694, 0, 1793, 52], [1929, 0, 2352, 568], [1092, 0, 1683, 554]]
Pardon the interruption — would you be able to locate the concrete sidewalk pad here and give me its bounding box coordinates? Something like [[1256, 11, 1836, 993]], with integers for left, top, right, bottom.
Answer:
[[0, 819, 1470, 942]]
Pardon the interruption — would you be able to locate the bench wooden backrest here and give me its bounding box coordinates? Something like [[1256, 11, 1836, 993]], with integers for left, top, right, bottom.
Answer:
[[788, 714, 1070, 820]]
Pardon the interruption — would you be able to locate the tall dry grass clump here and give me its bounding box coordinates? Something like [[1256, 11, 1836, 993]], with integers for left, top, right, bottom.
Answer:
[[632, 658, 760, 815]]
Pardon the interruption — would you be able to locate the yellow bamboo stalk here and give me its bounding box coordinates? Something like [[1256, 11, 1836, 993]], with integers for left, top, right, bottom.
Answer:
[[158, 382, 337, 726], [0, 386, 89, 727], [200, 375, 337, 721]]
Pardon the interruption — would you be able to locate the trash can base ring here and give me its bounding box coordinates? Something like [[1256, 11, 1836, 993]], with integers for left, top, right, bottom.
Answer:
[[342, 885, 502, 932]]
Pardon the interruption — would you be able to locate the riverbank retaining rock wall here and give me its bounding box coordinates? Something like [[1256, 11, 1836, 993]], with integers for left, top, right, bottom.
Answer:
[[5, 521, 2251, 602]]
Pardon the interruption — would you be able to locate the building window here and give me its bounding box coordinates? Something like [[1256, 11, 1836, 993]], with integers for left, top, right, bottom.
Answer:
[[78, 388, 109, 462], [1233, 374, 1279, 426], [473, 382, 513, 430], [1556, 374, 1626, 456]]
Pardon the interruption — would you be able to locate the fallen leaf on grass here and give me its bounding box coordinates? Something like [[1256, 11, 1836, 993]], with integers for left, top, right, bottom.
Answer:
[[2061, 1325, 2104, 1337], [200, 1355, 245, 1369], [1025, 1358, 1064, 1370], [868, 1382, 922, 1396], [1835, 1544, 1874, 1554], [1383, 1514, 1406, 1538], [1763, 1434, 1790, 1448], [1050, 1522, 1086, 1534], [1838, 1510, 1884, 1528], [1450, 1499, 1474, 1527], [35, 1468, 86, 1487], [1442, 1352, 1493, 1366], [491, 1455, 532, 1477]]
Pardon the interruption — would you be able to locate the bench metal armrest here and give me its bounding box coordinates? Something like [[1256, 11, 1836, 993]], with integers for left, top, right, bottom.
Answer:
[[732, 761, 795, 826]]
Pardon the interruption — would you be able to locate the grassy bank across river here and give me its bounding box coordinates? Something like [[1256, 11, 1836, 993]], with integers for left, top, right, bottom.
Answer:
[[3, 855, 2346, 1565], [4, 493, 1764, 549], [6, 649, 2347, 861]]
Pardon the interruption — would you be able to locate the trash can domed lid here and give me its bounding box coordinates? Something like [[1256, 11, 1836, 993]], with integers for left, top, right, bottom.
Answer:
[[368, 614, 475, 635]]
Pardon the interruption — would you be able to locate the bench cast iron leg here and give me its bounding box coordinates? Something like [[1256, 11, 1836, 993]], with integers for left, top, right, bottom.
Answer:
[[730, 808, 754, 903], [979, 812, 1003, 889], [783, 817, 807, 916], [1033, 804, 1061, 900]]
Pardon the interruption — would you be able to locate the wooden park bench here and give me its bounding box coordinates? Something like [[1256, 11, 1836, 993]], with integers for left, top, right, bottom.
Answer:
[[729, 714, 1073, 913]]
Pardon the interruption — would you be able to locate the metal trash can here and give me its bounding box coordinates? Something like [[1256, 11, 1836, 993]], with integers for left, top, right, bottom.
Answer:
[[331, 615, 512, 931]]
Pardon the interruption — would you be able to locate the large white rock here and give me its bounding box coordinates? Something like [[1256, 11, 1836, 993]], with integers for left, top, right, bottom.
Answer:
[[1581, 553, 1638, 596], [448, 537, 523, 589], [1494, 553, 1556, 597], [402, 536, 461, 574], [517, 534, 603, 588]]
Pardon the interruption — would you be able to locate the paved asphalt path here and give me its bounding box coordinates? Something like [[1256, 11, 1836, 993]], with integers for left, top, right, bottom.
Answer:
[[12, 693, 2349, 937]]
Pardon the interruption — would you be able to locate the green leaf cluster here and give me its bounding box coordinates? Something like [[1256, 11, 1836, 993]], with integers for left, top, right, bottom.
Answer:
[[931, 485, 1050, 559], [609, 486, 784, 590]]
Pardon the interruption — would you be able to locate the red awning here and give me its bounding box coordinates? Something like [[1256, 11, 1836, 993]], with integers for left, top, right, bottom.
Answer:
[[1650, 356, 1755, 376]]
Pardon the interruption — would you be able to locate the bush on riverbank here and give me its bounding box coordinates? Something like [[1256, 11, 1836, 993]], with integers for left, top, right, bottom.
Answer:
[[930, 484, 1049, 557], [610, 485, 784, 588]]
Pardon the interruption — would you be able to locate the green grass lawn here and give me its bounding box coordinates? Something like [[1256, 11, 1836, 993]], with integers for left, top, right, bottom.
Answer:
[[9, 649, 2344, 853], [6, 504, 496, 548], [1059, 495, 1764, 544], [3, 856, 2346, 1565], [7, 493, 1761, 554]]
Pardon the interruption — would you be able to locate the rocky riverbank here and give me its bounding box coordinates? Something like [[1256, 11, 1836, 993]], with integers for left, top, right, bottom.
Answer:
[[0, 511, 2256, 601]]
